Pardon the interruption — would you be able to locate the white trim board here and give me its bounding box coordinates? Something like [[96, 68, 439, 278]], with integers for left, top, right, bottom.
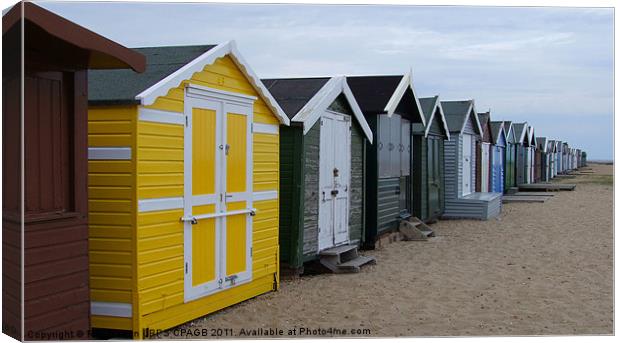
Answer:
[[139, 108, 185, 125], [138, 197, 184, 213], [383, 70, 426, 127], [422, 96, 451, 141], [253, 123, 279, 135], [134, 40, 289, 126], [288, 76, 373, 143], [253, 190, 278, 202], [88, 147, 131, 160], [91, 301, 132, 318]]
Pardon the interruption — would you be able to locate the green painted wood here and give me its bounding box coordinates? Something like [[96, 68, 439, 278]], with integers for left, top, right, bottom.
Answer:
[[363, 115, 379, 247], [302, 120, 320, 257], [278, 125, 305, 268], [349, 120, 364, 245], [412, 134, 428, 220]]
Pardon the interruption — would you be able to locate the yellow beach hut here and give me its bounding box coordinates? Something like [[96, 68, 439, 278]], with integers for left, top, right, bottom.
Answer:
[[87, 41, 289, 337]]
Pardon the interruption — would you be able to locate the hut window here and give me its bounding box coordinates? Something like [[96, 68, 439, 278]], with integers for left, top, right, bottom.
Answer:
[[24, 72, 74, 218]]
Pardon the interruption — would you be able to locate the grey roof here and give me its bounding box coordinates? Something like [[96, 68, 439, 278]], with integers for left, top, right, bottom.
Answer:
[[418, 96, 438, 123], [261, 78, 331, 119], [512, 123, 528, 144], [88, 45, 217, 104], [441, 100, 472, 133], [536, 137, 548, 151], [490, 121, 504, 145]]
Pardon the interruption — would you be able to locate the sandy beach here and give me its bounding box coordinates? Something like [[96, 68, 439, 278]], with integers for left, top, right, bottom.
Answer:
[[159, 163, 613, 338]]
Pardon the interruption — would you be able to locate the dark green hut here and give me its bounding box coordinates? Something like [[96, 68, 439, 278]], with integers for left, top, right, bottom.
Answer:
[[263, 76, 375, 274], [412, 96, 450, 222], [348, 74, 427, 248]]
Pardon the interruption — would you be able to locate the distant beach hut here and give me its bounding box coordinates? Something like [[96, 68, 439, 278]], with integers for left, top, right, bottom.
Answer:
[[261, 76, 374, 274], [555, 140, 564, 174], [547, 140, 558, 179], [581, 151, 587, 167], [536, 137, 549, 182], [562, 142, 570, 173], [528, 126, 538, 183], [348, 73, 427, 247], [413, 96, 451, 222], [476, 112, 493, 192], [512, 123, 530, 184], [502, 121, 517, 191], [490, 121, 507, 193], [440, 100, 502, 220]]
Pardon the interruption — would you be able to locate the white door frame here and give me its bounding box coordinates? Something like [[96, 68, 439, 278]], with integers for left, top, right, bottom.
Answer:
[[318, 110, 351, 251], [182, 85, 254, 302]]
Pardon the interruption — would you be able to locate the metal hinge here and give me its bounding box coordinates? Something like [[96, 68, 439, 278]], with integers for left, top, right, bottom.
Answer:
[[185, 116, 189, 127], [185, 262, 188, 274], [250, 247, 253, 257], [251, 123, 254, 133]]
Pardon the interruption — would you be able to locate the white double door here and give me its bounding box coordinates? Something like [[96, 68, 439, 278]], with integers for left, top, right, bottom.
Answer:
[[182, 87, 254, 302], [318, 111, 351, 251]]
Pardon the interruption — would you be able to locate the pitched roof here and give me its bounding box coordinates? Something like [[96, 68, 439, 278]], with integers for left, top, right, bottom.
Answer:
[[536, 137, 548, 152], [89, 45, 216, 104], [346, 75, 403, 114], [88, 41, 289, 125], [262, 76, 373, 141], [262, 77, 330, 119], [440, 100, 482, 134], [478, 112, 490, 127], [512, 122, 529, 144], [490, 121, 506, 145], [418, 96, 451, 140], [4, 1, 145, 72]]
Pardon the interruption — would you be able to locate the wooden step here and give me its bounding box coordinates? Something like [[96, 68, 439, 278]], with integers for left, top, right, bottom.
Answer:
[[335, 255, 376, 273], [502, 195, 551, 203], [514, 192, 555, 196], [319, 244, 357, 256]]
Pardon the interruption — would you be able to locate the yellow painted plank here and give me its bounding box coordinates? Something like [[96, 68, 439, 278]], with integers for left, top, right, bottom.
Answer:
[[140, 284, 184, 315], [91, 316, 133, 331], [225, 201, 246, 277], [138, 245, 183, 265], [137, 222, 181, 240], [90, 213, 132, 226], [139, 121, 184, 137], [138, 173, 183, 187], [89, 106, 136, 121], [138, 233, 182, 252], [90, 263, 133, 278], [138, 268, 183, 291], [88, 199, 132, 213], [90, 237, 132, 252], [137, 161, 184, 174], [138, 134, 183, 148], [192, 204, 216, 286], [138, 185, 183, 199], [88, 161, 133, 173], [139, 147, 183, 161], [138, 256, 183, 278], [137, 209, 183, 226], [226, 113, 247, 193], [90, 289, 132, 303], [192, 107, 216, 196], [89, 251, 131, 265], [88, 174, 133, 187], [90, 276, 132, 291], [89, 134, 133, 147], [88, 186, 133, 200], [90, 226, 132, 239], [88, 121, 132, 134]]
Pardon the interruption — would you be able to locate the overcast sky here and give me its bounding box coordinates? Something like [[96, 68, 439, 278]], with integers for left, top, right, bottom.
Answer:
[[38, 1, 614, 160]]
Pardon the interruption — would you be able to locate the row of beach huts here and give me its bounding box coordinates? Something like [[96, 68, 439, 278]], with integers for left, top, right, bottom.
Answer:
[[2, 2, 588, 340]]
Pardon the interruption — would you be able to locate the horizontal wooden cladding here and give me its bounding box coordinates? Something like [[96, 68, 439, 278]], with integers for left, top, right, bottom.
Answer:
[[137, 121, 184, 200], [25, 301, 90, 335], [135, 199, 278, 317], [91, 315, 133, 331], [254, 133, 279, 192]]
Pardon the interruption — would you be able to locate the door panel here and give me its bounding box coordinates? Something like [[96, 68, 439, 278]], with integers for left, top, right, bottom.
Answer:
[[192, 108, 217, 196], [390, 114, 402, 177], [481, 143, 490, 192], [377, 116, 391, 178], [318, 115, 335, 250], [428, 139, 440, 216], [401, 118, 411, 176], [226, 113, 247, 193], [225, 200, 247, 277], [333, 115, 350, 245], [191, 204, 217, 287]]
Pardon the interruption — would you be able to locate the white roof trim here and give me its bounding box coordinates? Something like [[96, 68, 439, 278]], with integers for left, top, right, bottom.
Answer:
[[460, 101, 483, 136], [291, 76, 373, 143], [135, 40, 289, 126], [503, 121, 513, 140], [515, 122, 528, 144], [423, 97, 451, 141], [383, 70, 426, 126]]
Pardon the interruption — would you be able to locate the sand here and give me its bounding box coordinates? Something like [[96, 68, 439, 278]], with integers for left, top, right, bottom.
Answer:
[[159, 164, 613, 338]]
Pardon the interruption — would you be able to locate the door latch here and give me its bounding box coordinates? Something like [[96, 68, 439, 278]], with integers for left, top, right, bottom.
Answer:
[[331, 189, 339, 196], [225, 275, 238, 286], [333, 168, 339, 177], [225, 144, 230, 155], [190, 217, 198, 225]]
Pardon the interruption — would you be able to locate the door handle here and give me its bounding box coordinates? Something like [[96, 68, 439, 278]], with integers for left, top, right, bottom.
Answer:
[[331, 189, 339, 196]]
